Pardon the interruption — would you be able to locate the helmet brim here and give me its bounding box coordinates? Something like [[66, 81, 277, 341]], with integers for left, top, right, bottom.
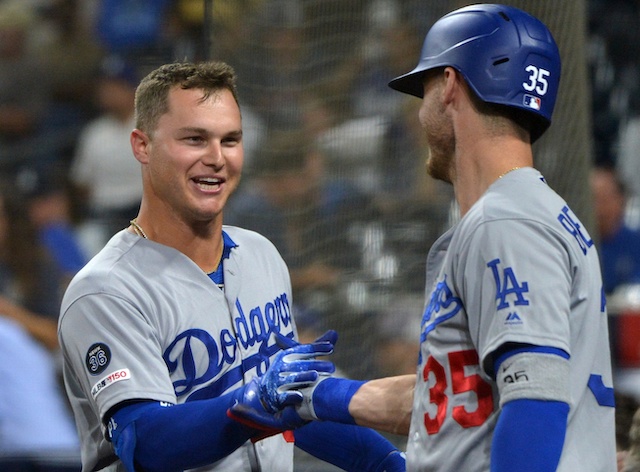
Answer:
[[388, 69, 426, 98]]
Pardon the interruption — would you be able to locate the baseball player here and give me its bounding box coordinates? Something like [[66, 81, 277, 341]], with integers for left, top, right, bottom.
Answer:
[[233, 4, 617, 471], [58, 61, 405, 471]]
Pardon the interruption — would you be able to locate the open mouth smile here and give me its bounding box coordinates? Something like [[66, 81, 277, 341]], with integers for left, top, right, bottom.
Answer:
[[193, 177, 224, 191]]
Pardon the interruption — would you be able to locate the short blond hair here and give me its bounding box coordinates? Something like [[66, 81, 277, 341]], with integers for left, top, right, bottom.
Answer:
[[134, 61, 239, 136]]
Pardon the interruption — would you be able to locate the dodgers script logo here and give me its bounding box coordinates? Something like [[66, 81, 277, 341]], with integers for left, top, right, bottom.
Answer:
[[163, 292, 292, 401], [419, 276, 463, 361]]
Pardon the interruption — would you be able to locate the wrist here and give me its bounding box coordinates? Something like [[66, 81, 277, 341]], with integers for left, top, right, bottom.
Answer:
[[310, 377, 366, 424]]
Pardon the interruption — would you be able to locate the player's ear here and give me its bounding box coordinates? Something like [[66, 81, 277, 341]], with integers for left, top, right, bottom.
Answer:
[[130, 129, 151, 164], [442, 67, 459, 105]]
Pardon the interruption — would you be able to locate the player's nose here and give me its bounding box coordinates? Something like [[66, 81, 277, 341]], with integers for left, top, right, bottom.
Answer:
[[203, 141, 224, 169]]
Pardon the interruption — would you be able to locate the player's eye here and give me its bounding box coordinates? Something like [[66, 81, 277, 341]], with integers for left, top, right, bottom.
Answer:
[[222, 132, 243, 147], [222, 137, 239, 147], [184, 136, 205, 145]]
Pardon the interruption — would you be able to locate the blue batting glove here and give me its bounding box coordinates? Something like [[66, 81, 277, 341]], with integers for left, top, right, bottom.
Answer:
[[227, 331, 338, 436], [261, 331, 337, 412], [275, 330, 338, 350], [227, 377, 309, 436]]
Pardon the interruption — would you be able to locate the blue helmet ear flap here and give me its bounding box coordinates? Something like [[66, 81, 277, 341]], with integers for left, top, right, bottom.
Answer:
[[389, 4, 561, 142]]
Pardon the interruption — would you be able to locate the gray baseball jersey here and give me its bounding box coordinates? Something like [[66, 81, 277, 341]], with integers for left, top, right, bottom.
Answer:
[[406, 168, 616, 471], [58, 226, 297, 472]]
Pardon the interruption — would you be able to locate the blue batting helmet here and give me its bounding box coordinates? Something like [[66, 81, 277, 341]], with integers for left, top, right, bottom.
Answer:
[[388, 4, 561, 142]]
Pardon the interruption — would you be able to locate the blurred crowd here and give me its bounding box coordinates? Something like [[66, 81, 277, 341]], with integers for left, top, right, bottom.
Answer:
[[1, 0, 640, 470], [589, 1, 640, 468]]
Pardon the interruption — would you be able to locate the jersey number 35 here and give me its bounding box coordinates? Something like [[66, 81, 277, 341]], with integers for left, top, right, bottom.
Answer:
[[423, 349, 494, 435]]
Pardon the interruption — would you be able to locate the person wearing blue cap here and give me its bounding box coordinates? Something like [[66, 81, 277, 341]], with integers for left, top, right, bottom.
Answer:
[[69, 55, 143, 252]]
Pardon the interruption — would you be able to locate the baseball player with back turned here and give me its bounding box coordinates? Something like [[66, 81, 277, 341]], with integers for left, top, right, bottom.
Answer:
[[58, 61, 405, 471], [232, 4, 618, 471]]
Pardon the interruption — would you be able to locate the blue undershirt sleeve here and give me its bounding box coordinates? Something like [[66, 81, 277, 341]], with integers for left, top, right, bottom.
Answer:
[[294, 421, 405, 472], [108, 386, 258, 472], [491, 398, 568, 472]]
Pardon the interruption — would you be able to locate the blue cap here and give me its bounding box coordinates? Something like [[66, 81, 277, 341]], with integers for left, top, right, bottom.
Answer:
[[99, 54, 139, 87]]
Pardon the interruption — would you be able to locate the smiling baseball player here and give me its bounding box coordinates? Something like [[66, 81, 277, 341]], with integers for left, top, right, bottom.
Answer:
[[58, 61, 405, 472]]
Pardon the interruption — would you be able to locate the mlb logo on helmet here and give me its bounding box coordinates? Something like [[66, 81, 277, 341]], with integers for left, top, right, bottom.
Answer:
[[523, 94, 542, 111]]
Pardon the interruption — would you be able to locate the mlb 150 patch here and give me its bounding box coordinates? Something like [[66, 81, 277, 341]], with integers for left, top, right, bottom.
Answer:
[[91, 369, 131, 399]]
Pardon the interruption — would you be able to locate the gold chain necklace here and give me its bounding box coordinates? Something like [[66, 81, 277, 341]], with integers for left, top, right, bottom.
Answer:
[[130, 218, 148, 239], [498, 166, 522, 179]]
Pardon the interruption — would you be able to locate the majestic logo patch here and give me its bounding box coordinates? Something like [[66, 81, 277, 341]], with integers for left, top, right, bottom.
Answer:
[[505, 312, 523, 325], [91, 368, 131, 399], [86, 342, 111, 375]]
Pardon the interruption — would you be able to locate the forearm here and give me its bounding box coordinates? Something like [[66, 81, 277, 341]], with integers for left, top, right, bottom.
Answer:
[[305, 375, 414, 435], [109, 390, 258, 472], [295, 421, 405, 472], [135, 400, 253, 469], [349, 374, 414, 435]]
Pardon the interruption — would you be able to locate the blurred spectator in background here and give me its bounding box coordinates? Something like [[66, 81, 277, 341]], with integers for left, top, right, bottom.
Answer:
[[155, 4, 208, 63], [622, 407, 640, 472], [591, 165, 640, 394], [373, 295, 421, 377], [227, 128, 378, 294], [298, 2, 453, 218], [241, 0, 337, 132], [616, 115, 640, 225], [0, 186, 69, 323], [588, 0, 640, 167], [69, 54, 142, 254], [94, 0, 171, 59], [36, 0, 103, 167], [0, 315, 80, 471], [590, 164, 640, 295], [16, 165, 88, 283], [616, 392, 640, 470], [348, 1, 423, 120], [0, 1, 54, 175], [0, 185, 81, 470], [616, 391, 640, 472]]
